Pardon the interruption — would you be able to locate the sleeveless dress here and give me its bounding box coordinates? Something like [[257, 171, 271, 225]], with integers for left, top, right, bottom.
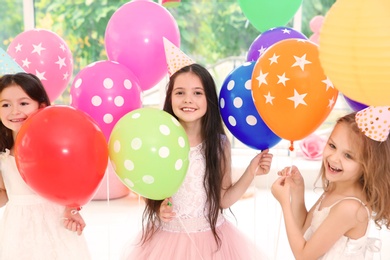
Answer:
[[303, 196, 382, 259], [122, 142, 265, 260], [0, 150, 91, 260]]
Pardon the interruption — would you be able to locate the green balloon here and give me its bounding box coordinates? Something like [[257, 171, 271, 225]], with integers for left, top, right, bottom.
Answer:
[[108, 108, 189, 200], [238, 0, 303, 32]]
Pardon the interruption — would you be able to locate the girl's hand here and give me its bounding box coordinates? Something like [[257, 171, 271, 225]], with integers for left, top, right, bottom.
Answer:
[[271, 176, 291, 206], [277, 165, 304, 191], [159, 198, 175, 222], [252, 149, 273, 176], [63, 207, 86, 236]]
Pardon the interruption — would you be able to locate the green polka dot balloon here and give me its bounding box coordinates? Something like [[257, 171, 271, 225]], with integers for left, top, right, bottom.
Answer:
[[108, 108, 189, 200]]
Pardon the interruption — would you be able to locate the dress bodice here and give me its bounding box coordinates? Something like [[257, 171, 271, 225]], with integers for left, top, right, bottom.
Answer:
[[172, 143, 207, 219], [303, 196, 381, 259], [161, 142, 224, 232], [0, 150, 38, 198]]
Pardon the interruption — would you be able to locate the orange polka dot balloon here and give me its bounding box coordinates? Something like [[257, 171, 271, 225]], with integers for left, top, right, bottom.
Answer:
[[251, 39, 339, 150]]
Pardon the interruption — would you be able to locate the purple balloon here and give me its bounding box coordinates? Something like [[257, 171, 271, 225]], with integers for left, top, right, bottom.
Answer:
[[343, 95, 368, 112], [247, 27, 308, 62]]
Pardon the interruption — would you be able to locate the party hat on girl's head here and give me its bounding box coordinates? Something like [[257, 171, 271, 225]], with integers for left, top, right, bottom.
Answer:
[[0, 48, 25, 76], [355, 106, 390, 142], [163, 37, 195, 76]]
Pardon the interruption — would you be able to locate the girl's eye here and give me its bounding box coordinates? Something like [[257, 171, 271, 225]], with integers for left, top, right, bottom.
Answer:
[[345, 153, 353, 160], [1, 103, 10, 108], [328, 143, 336, 149], [21, 102, 30, 106], [174, 91, 183, 95], [195, 91, 203, 95]]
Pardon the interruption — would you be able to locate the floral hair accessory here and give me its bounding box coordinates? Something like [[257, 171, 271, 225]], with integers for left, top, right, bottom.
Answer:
[[163, 37, 195, 76], [355, 106, 390, 142]]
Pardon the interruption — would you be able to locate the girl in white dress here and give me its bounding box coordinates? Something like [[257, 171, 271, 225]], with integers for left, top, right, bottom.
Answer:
[[0, 73, 91, 260], [272, 108, 390, 259], [123, 63, 273, 260]]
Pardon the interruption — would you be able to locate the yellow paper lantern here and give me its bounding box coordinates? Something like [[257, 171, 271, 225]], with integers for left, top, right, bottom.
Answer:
[[319, 0, 390, 106]]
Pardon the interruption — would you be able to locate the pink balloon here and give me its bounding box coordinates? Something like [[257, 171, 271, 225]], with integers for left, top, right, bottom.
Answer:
[[105, 0, 180, 91], [309, 15, 324, 33], [92, 160, 130, 200], [70, 60, 142, 140], [7, 29, 73, 102], [309, 16, 324, 44]]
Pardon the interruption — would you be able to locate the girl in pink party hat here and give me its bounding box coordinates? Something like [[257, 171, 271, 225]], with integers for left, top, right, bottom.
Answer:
[[272, 106, 390, 259], [121, 38, 273, 260]]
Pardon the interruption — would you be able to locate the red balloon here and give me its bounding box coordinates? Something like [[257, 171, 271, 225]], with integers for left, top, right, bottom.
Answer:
[[14, 105, 108, 207]]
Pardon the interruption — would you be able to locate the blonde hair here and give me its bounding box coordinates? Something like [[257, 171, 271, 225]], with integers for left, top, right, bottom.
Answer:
[[318, 112, 390, 229]]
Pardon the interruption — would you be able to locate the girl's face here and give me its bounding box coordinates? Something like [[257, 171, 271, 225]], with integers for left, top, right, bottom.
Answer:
[[0, 84, 40, 134], [171, 72, 207, 125], [322, 122, 362, 185]]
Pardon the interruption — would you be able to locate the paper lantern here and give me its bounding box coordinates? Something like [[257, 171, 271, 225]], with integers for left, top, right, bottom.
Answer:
[[319, 0, 390, 106]]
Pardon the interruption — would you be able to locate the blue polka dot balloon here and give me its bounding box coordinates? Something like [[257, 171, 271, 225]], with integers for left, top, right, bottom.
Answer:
[[219, 62, 281, 150]]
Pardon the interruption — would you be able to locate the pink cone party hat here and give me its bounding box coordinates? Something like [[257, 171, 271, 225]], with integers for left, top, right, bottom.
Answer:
[[163, 37, 195, 76], [355, 106, 390, 142]]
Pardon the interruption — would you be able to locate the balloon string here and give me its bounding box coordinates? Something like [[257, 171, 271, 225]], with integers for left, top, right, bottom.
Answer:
[[105, 169, 111, 259], [253, 172, 258, 260], [177, 216, 205, 260]]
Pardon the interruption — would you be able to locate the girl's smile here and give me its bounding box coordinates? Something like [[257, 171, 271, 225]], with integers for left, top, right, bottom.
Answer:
[[0, 85, 40, 134]]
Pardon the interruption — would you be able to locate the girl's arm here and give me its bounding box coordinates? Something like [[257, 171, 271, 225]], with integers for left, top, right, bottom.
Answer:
[[272, 178, 367, 259], [0, 172, 8, 207], [62, 207, 86, 236], [220, 141, 273, 209]]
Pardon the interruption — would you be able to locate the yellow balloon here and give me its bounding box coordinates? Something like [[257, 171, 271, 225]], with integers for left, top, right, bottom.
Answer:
[[319, 0, 390, 106]]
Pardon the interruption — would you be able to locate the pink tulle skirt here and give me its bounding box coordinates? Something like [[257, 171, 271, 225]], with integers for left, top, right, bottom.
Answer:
[[122, 219, 266, 260]]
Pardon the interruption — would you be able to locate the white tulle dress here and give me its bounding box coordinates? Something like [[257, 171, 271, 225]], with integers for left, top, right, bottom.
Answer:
[[122, 142, 265, 260], [0, 150, 91, 260], [303, 196, 381, 259]]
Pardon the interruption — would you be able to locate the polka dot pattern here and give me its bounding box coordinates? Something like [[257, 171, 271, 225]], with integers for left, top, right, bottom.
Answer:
[[109, 108, 190, 200], [70, 60, 142, 140], [355, 106, 390, 142], [219, 61, 281, 150], [163, 37, 195, 76]]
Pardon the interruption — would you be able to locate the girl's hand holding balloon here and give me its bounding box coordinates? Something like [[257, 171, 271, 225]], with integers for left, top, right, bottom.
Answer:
[[277, 165, 305, 192], [159, 198, 175, 222], [251, 149, 273, 177], [62, 207, 86, 236], [271, 176, 291, 206]]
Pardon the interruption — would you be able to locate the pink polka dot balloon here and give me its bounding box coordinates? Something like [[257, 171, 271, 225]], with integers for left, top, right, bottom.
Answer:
[[70, 60, 142, 140], [7, 29, 73, 102]]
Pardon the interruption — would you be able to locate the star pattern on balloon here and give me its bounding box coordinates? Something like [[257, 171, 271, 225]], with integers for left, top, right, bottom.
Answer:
[[258, 46, 267, 56], [31, 43, 46, 55], [256, 70, 268, 87], [287, 89, 308, 108], [277, 72, 289, 86], [292, 54, 312, 71], [7, 29, 74, 101], [264, 91, 275, 104], [15, 43, 22, 52], [269, 53, 279, 64], [251, 39, 339, 142], [322, 77, 334, 91]]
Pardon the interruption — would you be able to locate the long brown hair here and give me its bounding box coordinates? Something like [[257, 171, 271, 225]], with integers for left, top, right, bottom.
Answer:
[[141, 64, 227, 247]]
